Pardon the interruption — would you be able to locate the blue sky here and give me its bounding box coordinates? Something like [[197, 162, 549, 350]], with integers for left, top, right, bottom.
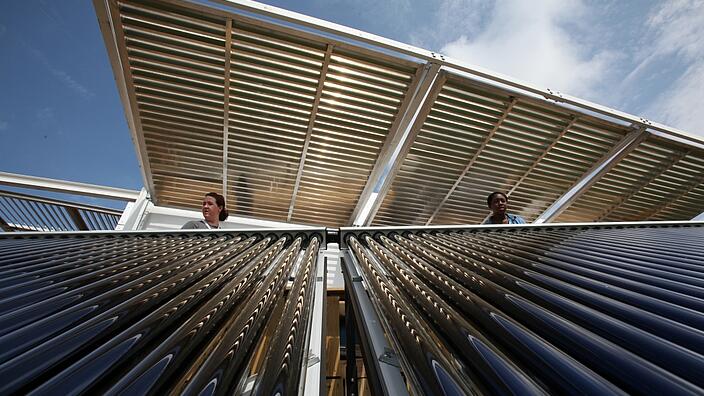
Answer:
[[1, 0, 703, 209]]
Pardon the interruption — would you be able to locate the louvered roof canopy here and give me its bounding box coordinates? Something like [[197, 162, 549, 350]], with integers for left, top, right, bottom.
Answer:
[[96, 0, 704, 227]]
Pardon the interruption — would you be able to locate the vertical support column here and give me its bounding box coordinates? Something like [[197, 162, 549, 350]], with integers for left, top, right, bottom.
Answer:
[[345, 285, 358, 396], [222, 18, 233, 200], [302, 253, 327, 396], [116, 188, 150, 231]]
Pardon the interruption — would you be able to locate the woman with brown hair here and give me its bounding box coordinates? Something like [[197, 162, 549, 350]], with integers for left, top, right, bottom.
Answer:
[[181, 192, 229, 229]]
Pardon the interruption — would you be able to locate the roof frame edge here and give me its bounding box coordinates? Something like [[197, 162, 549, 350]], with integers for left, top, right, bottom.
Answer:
[[209, 0, 703, 148], [94, 0, 158, 201]]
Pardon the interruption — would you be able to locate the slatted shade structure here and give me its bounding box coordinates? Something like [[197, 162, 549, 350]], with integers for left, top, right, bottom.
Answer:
[[556, 134, 704, 223], [97, 0, 418, 227], [0, 229, 324, 394], [371, 75, 632, 226], [341, 222, 704, 395], [97, 0, 704, 227], [0, 190, 122, 232]]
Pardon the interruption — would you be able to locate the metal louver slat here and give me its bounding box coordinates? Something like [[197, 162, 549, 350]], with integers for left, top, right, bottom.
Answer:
[[557, 135, 704, 223], [289, 50, 417, 227], [341, 222, 704, 394], [98, 0, 704, 227], [119, 0, 228, 209], [372, 74, 633, 226], [226, 21, 325, 222], [0, 229, 323, 394]]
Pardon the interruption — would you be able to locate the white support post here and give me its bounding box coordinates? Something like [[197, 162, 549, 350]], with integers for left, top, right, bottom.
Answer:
[[301, 251, 326, 396], [116, 188, 151, 230]]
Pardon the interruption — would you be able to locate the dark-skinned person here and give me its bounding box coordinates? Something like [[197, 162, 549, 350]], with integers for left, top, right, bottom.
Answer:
[[483, 191, 526, 224], [182, 192, 229, 229]]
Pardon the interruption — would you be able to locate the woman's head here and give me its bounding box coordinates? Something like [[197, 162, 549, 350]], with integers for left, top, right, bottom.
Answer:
[[202, 192, 229, 223], [487, 192, 508, 215]]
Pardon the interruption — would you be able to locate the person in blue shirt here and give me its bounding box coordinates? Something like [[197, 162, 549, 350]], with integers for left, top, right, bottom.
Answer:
[[483, 192, 526, 224]]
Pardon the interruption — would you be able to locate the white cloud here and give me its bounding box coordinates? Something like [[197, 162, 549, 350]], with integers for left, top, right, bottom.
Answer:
[[642, 0, 704, 136], [409, 0, 489, 49], [437, 0, 616, 99]]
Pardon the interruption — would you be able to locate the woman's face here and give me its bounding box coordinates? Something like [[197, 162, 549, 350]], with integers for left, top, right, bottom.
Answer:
[[490, 194, 508, 216], [202, 196, 221, 223]]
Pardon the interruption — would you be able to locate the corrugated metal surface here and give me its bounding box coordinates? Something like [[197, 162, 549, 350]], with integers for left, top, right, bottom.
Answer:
[[372, 77, 629, 226], [106, 0, 419, 227], [557, 135, 704, 223], [0, 190, 121, 232], [99, 0, 704, 227], [0, 230, 321, 394], [343, 223, 704, 394]]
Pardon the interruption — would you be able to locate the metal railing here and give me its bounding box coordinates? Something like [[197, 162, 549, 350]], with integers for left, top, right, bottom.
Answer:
[[0, 190, 123, 232]]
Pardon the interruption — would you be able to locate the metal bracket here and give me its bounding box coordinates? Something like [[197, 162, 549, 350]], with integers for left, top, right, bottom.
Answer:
[[379, 347, 400, 367], [307, 352, 320, 367]]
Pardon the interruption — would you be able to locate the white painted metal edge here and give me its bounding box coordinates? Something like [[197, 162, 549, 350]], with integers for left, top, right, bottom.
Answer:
[[0, 171, 140, 201], [212, 0, 704, 146]]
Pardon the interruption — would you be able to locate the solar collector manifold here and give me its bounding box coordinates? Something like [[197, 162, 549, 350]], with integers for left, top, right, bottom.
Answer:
[[1, 223, 703, 395], [0, 229, 323, 395], [341, 223, 704, 396]]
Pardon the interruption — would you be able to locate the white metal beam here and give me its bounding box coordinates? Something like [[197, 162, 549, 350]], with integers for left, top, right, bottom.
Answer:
[[0, 171, 140, 201], [534, 127, 649, 223], [349, 62, 441, 225], [287, 44, 334, 222], [211, 0, 704, 148], [93, 0, 156, 200], [361, 67, 446, 226]]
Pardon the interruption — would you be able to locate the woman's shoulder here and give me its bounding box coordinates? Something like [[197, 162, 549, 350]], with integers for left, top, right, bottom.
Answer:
[[181, 220, 205, 229], [508, 214, 526, 224]]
